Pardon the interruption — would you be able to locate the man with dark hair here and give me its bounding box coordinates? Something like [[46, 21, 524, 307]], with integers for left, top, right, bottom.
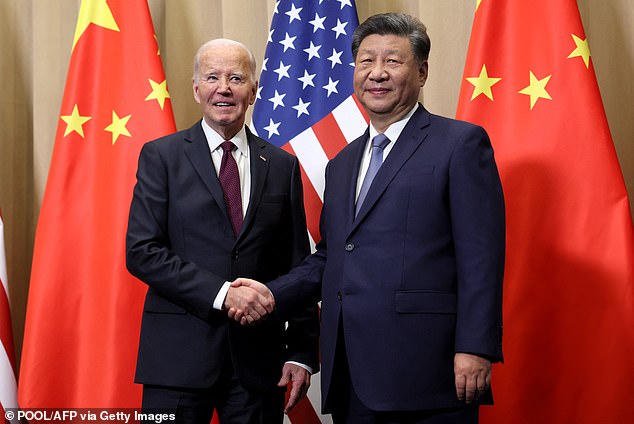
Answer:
[[231, 13, 505, 423]]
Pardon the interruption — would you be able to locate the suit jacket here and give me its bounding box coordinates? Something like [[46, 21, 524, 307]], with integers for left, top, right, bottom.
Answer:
[[126, 121, 319, 392], [269, 105, 505, 412]]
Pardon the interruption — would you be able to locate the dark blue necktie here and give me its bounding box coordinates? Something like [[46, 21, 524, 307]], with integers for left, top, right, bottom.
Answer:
[[355, 133, 390, 216]]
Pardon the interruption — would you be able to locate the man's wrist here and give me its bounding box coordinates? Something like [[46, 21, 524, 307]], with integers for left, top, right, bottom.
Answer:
[[285, 361, 313, 375], [213, 281, 232, 310]]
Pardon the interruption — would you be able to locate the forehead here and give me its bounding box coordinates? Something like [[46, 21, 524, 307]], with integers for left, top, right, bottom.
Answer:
[[358, 34, 412, 56], [198, 44, 251, 74]]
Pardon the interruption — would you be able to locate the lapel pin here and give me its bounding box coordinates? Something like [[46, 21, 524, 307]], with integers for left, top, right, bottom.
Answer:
[[259, 155, 267, 162]]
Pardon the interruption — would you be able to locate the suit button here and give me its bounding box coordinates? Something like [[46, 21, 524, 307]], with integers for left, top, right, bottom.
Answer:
[[344, 242, 355, 252], [232, 250, 239, 260], [337, 291, 342, 300]]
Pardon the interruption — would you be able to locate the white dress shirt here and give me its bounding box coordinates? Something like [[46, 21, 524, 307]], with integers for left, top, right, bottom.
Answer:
[[202, 121, 311, 373], [201, 120, 251, 311], [355, 103, 420, 202]]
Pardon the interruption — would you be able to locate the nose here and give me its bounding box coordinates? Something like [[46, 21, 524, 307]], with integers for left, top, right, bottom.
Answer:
[[369, 62, 387, 81], [217, 76, 231, 93]]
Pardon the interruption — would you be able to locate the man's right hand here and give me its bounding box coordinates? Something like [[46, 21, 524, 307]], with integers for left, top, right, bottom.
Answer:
[[224, 278, 275, 325]]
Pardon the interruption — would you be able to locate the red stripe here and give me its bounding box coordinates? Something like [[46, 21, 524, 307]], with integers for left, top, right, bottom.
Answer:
[[352, 93, 370, 124], [288, 396, 322, 424], [0, 280, 16, 371], [0, 215, 16, 372], [312, 114, 348, 160], [282, 144, 323, 243]]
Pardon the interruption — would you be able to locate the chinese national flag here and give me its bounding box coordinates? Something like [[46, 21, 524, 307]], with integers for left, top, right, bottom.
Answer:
[[18, 0, 175, 408], [456, 1, 634, 423]]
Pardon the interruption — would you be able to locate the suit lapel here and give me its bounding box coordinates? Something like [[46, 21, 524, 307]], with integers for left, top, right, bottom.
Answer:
[[240, 128, 269, 243], [183, 121, 229, 223], [352, 107, 431, 229], [343, 129, 371, 227]]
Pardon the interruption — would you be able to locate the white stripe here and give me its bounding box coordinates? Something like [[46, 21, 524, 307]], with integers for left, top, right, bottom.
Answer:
[[308, 232, 316, 254], [282, 375, 332, 424], [307, 373, 333, 423], [0, 344, 18, 415], [331, 96, 367, 143], [289, 128, 329, 202], [0, 218, 17, 417]]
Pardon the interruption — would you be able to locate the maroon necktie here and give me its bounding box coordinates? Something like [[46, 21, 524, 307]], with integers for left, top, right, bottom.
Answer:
[[219, 141, 243, 236]]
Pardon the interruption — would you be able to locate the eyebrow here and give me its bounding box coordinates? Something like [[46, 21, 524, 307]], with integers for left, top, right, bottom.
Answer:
[[359, 48, 402, 56]]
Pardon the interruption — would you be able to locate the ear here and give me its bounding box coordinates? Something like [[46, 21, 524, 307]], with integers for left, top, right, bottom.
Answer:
[[249, 80, 259, 105], [419, 60, 429, 87], [192, 78, 201, 104]]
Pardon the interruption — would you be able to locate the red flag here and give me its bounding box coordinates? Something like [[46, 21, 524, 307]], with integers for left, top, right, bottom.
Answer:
[[0, 211, 18, 419], [18, 0, 176, 409], [457, 1, 634, 423]]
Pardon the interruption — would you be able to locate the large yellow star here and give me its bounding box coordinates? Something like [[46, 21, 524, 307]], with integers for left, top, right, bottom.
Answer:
[[60, 104, 92, 138], [72, 0, 120, 51], [567, 34, 591, 68], [519, 71, 552, 110], [145, 79, 171, 110], [104, 111, 132, 145], [466, 64, 502, 101]]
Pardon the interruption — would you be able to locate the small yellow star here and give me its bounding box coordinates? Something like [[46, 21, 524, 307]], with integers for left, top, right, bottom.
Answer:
[[476, 0, 483, 11], [145, 79, 171, 110], [466, 64, 502, 101], [73, 0, 119, 51], [567, 34, 591, 68], [518, 71, 552, 110], [60, 104, 92, 138], [104, 111, 132, 145]]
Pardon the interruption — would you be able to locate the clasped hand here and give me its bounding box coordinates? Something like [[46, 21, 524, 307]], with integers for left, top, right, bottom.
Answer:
[[223, 278, 274, 325]]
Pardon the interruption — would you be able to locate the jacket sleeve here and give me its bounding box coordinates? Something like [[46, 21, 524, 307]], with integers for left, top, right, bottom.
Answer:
[[449, 125, 505, 362], [126, 141, 224, 321], [282, 156, 320, 372]]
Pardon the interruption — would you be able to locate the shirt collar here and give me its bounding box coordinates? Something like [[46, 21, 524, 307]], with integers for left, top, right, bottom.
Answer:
[[369, 103, 419, 143], [200, 119, 249, 158]]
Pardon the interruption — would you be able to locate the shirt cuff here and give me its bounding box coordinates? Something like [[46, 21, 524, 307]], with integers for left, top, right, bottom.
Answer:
[[285, 361, 313, 375], [213, 281, 232, 310]]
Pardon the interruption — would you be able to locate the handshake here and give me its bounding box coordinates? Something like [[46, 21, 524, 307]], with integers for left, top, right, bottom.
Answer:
[[223, 278, 275, 325]]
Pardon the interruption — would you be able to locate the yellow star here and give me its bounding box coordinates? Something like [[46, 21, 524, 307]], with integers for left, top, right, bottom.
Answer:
[[145, 79, 171, 110], [60, 104, 92, 138], [72, 0, 120, 51], [567, 34, 591, 68], [104, 111, 132, 145], [466, 64, 502, 101], [518, 71, 552, 110], [476, 0, 483, 11]]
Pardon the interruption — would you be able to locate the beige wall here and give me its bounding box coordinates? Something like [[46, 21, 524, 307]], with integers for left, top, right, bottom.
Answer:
[[1, 0, 632, 365]]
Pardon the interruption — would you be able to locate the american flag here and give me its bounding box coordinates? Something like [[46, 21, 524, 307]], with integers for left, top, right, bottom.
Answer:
[[0, 211, 18, 421], [252, 0, 368, 249]]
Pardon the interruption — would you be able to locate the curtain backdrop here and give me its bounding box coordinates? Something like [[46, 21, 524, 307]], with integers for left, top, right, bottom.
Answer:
[[1, 0, 632, 368]]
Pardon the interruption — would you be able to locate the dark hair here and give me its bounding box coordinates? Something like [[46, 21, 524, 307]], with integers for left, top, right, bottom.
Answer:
[[352, 13, 431, 64]]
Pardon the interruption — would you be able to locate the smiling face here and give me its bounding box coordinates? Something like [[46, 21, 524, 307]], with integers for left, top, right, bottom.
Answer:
[[192, 41, 257, 139], [353, 34, 428, 132]]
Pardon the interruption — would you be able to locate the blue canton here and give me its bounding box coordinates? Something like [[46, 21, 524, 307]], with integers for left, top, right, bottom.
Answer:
[[252, 0, 359, 147]]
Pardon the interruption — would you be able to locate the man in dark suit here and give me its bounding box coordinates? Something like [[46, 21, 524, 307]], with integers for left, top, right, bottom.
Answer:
[[231, 13, 505, 424], [125, 38, 319, 424]]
